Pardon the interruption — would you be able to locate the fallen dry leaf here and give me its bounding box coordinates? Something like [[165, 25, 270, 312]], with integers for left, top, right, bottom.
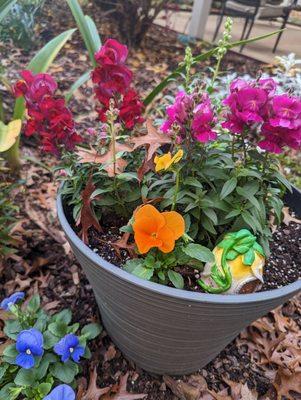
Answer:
[[80, 367, 111, 400], [112, 232, 136, 258], [104, 344, 116, 362], [77, 176, 103, 244], [282, 206, 301, 226], [25, 197, 66, 244], [102, 373, 147, 400], [130, 119, 171, 179], [273, 370, 301, 400], [77, 141, 133, 177]]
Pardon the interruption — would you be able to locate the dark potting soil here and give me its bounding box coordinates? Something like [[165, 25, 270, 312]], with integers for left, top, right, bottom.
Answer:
[[80, 211, 301, 294]]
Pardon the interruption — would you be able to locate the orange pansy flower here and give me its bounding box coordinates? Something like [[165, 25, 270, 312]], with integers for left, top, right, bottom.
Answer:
[[133, 204, 185, 254]]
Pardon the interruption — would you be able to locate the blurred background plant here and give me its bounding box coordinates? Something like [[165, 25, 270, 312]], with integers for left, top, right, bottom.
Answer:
[[0, 158, 19, 261], [94, 0, 173, 47], [0, 0, 46, 51]]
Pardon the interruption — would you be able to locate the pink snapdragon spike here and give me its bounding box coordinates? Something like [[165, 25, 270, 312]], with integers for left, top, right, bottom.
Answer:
[[92, 38, 144, 130], [192, 94, 217, 142], [161, 91, 216, 143], [223, 77, 301, 153], [222, 78, 274, 133], [269, 94, 301, 129], [14, 70, 81, 156]]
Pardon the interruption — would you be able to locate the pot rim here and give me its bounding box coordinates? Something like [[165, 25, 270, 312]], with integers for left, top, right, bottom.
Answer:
[[57, 193, 301, 305]]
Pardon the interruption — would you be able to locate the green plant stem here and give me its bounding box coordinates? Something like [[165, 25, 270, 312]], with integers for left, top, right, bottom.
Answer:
[[211, 56, 222, 86], [0, 95, 4, 121], [241, 129, 247, 165], [4, 136, 21, 170], [171, 169, 180, 211], [262, 151, 269, 175], [231, 135, 235, 161]]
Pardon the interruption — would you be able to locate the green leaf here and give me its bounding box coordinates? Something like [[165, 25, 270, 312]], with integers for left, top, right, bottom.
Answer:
[[81, 323, 102, 340], [27, 294, 40, 313], [44, 331, 59, 350], [167, 270, 184, 289], [14, 368, 36, 386], [243, 249, 255, 266], [85, 15, 101, 50], [0, 364, 9, 382], [183, 244, 215, 263], [202, 208, 217, 225], [0, 0, 17, 23], [48, 321, 68, 338], [65, 70, 91, 102], [0, 383, 15, 400], [50, 361, 79, 384], [273, 171, 292, 192], [35, 353, 57, 380], [52, 309, 72, 324], [37, 382, 52, 396], [220, 177, 237, 199], [67, 0, 101, 66], [132, 265, 154, 280], [124, 258, 142, 273], [225, 209, 241, 219], [2, 344, 17, 358], [3, 320, 22, 340]]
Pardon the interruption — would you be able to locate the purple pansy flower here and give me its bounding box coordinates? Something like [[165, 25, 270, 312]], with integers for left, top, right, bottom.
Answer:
[[0, 292, 25, 311], [54, 334, 84, 363], [16, 328, 44, 369], [43, 384, 75, 400]]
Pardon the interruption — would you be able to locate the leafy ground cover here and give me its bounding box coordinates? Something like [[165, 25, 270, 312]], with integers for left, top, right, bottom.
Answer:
[[1, 1, 300, 398]]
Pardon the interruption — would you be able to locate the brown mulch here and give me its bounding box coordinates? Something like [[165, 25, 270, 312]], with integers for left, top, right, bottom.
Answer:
[[1, 2, 301, 399]]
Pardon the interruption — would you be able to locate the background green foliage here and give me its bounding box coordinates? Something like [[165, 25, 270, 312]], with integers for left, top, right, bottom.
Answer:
[[0, 0, 45, 50]]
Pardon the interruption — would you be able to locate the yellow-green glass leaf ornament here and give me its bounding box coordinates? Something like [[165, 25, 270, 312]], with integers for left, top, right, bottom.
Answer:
[[198, 229, 265, 294], [0, 120, 22, 152]]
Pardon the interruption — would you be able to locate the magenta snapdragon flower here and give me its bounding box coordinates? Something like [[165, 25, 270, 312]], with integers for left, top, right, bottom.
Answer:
[[257, 94, 301, 153], [268, 94, 301, 130], [161, 91, 216, 143], [222, 78, 275, 134]]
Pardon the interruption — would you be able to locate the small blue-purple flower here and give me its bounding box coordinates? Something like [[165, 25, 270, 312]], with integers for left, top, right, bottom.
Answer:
[[0, 292, 25, 311], [43, 384, 75, 400], [15, 328, 44, 369], [54, 334, 84, 363]]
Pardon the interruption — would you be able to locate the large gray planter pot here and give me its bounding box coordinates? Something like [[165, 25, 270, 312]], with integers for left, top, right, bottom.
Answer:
[[57, 191, 301, 375]]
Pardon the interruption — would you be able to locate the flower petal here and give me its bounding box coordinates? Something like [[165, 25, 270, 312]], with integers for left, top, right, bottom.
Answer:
[[44, 384, 75, 400], [16, 352, 35, 369], [161, 211, 185, 240], [71, 346, 85, 363], [157, 225, 176, 253]]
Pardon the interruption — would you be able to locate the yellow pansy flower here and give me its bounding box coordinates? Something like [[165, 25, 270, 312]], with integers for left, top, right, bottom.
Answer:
[[154, 149, 183, 172]]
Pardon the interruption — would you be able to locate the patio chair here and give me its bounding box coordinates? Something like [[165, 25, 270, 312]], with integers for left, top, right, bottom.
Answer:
[[213, 0, 297, 53], [256, 0, 298, 52], [213, 0, 261, 43]]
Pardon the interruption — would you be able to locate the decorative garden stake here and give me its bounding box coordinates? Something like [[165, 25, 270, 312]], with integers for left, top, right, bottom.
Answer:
[[199, 229, 266, 294]]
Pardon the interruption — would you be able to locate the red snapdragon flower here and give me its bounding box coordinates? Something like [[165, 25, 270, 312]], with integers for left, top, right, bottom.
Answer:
[[92, 39, 144, 130], [14, 70, 81, 156]]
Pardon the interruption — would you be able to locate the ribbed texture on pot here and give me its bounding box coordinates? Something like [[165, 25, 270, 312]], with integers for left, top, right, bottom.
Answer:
[[57, 194, 301, 375]]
